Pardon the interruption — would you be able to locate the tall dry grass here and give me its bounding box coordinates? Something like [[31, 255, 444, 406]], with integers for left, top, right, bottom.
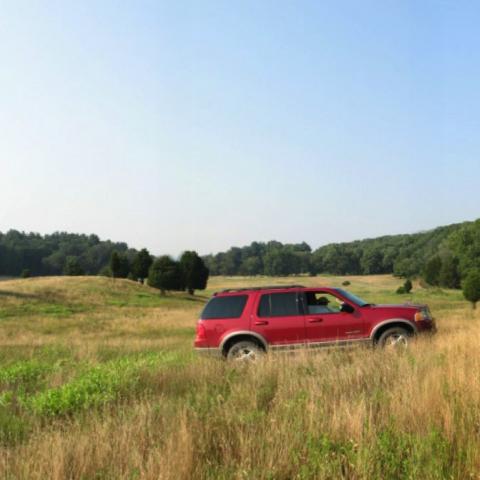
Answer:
[[0, 276, 478, 479]]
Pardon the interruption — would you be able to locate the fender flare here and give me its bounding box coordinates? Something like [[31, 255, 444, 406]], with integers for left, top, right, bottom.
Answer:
[[219, 331, 269, 353], [370, 318, 418, 340]]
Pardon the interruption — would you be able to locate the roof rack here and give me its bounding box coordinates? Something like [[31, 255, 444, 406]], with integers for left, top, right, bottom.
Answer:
[[216, 285, 305, 295]]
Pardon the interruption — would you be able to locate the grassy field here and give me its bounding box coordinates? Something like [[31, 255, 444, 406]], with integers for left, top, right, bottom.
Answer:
[[0, 274, 478, 479]]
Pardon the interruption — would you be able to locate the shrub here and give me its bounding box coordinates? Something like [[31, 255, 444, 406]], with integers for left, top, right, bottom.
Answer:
[[396, 286, 406, 295], [342, 280, 351, 286], [404, 279, 413, 293], [20, 269, 30, 278]]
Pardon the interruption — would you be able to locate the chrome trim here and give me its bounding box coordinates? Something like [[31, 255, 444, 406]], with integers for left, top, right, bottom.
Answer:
[[219, 330, 269, 352], [270, 338, 371, 351], [370, 318, 418, 339]]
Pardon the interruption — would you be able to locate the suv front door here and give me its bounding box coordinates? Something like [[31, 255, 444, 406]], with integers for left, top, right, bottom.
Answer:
[[302, 290, 365, 344]]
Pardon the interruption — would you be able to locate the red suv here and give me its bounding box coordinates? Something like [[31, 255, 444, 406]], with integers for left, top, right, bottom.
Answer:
[[194, 285, 436, 360]]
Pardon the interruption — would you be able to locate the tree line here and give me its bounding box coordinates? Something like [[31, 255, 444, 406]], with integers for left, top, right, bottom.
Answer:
[[1, 219, 480, 302], [0, 231, 209, 295], [202, 222, 465, 278], [203, 219, 480, 293]]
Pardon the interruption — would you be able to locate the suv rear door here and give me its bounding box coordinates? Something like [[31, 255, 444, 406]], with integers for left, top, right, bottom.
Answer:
[[250, 290, 306, 347]]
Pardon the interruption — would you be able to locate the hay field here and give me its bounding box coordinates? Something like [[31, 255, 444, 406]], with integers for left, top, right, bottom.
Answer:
[[0, 275, 478, 479]]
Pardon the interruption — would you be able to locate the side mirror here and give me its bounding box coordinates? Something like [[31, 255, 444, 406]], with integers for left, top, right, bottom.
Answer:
[[340, 302, 355, 314]]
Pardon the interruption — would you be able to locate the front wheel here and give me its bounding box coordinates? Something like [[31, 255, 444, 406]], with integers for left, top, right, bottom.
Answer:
[[377, 327, 411, 350], [226, 340, 264, 361]]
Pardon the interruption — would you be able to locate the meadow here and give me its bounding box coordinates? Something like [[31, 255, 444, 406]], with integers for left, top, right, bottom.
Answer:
[[0, 274, 478, 479]]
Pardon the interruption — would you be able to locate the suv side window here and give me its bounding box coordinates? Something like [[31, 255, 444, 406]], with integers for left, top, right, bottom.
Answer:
[[258, 292, 302, 317], [304, 291, 342, 315], [201, 295, 248, 319]]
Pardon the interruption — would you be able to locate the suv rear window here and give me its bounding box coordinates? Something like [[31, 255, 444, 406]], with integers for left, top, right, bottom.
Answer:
[[201, 295, 248, 320], [258, 292, 301, 317]]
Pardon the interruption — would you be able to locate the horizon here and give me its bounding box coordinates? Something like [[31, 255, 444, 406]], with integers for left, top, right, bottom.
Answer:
[[2, 1, 479, 256], [1, 215, 476, 258]]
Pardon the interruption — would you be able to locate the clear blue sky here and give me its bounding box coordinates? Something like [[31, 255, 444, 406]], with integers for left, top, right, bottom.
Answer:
[[1, 1, 479, 256]]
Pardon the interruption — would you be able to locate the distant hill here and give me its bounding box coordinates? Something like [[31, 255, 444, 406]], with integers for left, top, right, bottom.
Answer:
[[203, 219, 480, 283]]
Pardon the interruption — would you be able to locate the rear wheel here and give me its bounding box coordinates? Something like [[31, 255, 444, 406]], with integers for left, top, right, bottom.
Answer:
[[226, 340, 264, 361], [378, 327, 411, 349]]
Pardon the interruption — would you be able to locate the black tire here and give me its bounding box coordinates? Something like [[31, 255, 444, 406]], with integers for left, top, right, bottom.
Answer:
[[226, 340, 265, 361], [377, 327, 412, 349]]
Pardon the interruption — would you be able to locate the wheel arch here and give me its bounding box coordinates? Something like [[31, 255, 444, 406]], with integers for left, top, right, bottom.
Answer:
[[220, 331, 268, 357], [370, 319, 417, 343]]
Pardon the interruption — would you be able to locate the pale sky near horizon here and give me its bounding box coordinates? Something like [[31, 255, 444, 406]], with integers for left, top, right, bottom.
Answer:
[[1, 1, 479, 256]]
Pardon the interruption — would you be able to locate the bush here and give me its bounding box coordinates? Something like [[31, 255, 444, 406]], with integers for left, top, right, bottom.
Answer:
[[20, 269, 30, 278], [397, 279, 412, 294], [342, 280, 351, 286], [462, 270, 480, 309]]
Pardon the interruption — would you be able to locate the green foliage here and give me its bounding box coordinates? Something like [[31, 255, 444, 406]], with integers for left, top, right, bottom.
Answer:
[[20, 269, 30, 278], [63, 256, 84, 276], [131, 248, 153, 282], [449, 219, 480, 275], [396, 286, 406, 295], [342, 280, 351, 286], [404, 279, 412, 293], [462, 270, 480, 309], [424, 256, 442, 286], [438, 255, 460, 289], [179, 251, 209, 294], [203, 221, 470, 279], [0, 360, 53, 388], [109, 251, 130, 279], [0, 230, 134, 277], [28, 360, 138, 416], [148, 256, 183, 293]]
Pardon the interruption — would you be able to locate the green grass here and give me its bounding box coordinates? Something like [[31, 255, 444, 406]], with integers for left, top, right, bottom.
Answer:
[[0, 275, 478, 478]]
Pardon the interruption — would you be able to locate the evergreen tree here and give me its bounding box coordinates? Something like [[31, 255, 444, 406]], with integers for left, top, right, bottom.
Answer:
[[179, 251, 209, 294], [463, 270, 480, 309], [116, 253, 130, 278], [110, 251, 121, 279], [131, 248, 153, 283], [148, 256, 183, 294]]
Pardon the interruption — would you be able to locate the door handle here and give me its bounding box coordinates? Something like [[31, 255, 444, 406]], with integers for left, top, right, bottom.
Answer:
[[307, 318, 323, 323], [254, 320, 269, 326]]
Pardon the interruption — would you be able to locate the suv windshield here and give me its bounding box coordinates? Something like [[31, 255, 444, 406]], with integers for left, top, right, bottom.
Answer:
[[335, 289, 369, 307]]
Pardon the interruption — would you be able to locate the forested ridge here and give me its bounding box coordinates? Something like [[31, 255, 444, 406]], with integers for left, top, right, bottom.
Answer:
[[1, 219, 479, 290], [203, 219, 480, 288]]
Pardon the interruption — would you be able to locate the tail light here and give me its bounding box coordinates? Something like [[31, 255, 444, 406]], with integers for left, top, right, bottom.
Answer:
[[194, 321, 208, 347]]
